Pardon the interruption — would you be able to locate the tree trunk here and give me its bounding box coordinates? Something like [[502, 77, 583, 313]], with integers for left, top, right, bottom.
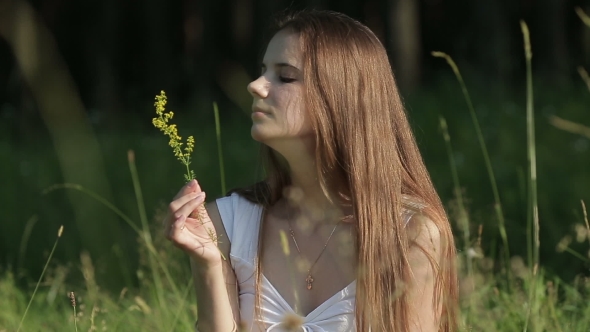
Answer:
[[88, 0, 120, 127], [0, 0, 131, 290], [144, 0, 176, 95], [471, 0, 512, 89], [182, 0, 207, 102], [386, 0, 421, 93], [538, 0, 570, 85]]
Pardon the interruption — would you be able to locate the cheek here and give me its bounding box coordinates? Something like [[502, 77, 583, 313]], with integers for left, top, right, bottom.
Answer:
[[291, 107, 313, 135], [250, 86, 313, 142], [282, 89, 312, 135]]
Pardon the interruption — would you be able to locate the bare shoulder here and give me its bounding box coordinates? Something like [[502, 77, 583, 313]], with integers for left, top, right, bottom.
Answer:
[[405, 213, 454, 330], [205, 201, 231, 260], [406, 213, 443, 263]]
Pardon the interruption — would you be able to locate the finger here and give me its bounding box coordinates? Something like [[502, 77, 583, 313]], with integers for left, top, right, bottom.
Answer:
[[167, 214, 188, 241], [168, 191, 204, 215], [190, 203, 209, 219], [173, 192, 206, 220], [193, 179, 203, 193], [184, 215, 213, 227], [166, 217, 200, 248], [172, 179, 199, 200], [168, 215, 212, 246]]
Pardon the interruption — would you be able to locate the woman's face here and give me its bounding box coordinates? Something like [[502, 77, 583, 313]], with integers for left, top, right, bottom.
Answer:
[[247, 30, 312, 145]]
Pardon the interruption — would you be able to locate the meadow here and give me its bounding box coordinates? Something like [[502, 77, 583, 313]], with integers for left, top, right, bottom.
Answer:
[[2, 21, 590, 332]]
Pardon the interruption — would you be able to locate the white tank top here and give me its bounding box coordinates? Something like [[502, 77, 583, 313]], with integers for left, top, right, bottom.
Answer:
[[216, 192, 421, 331]]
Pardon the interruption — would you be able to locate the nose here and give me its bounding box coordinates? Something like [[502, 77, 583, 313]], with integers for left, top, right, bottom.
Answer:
[[247, 75, 269, 99]]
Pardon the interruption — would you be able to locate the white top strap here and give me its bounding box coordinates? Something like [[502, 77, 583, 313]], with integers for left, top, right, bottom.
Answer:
[[216, 193, 263, 262], [216, 193, 237, 242]]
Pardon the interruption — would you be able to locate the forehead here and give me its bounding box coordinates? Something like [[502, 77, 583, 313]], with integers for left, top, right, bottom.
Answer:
[[263, 30, 302, 67]]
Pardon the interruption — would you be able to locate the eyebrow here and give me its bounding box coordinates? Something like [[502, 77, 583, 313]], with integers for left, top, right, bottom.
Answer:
[[260, 62, 301, 71]]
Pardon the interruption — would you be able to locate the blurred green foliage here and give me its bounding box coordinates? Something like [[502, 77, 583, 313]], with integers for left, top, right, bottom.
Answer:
[[1, 76, 589, 289]]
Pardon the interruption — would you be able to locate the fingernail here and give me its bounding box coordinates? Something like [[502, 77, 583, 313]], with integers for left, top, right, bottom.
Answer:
[[188, 180, 195, 187], [176, 214, 185, 221], [194, 192, 205, 200]]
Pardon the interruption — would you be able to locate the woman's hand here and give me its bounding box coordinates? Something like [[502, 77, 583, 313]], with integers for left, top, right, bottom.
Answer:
[[165, 179, 223, 268]]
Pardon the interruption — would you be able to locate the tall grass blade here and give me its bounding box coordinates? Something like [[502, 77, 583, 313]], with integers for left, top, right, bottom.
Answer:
[[44, 183, 142, 233], [582, 200, 589, 247], [432, 51, 510, 283], [69, 292, 78, 332], [168, 278, 195, 332], [520, 20, 540, 332], [439, 117, 472, 275], [73, 305, 78, 332], [562, 247, 589, 262], [16, 225, 64, 332], [575, 7, 590, 28], [214, 102, 226, 194], [440, 116, 475, 327], [548, 116, 590, 139], [127, 150, 166, 314], [17, 214, 38, 274], [577, 67, 590, 92], [43, 183, 182, 298]]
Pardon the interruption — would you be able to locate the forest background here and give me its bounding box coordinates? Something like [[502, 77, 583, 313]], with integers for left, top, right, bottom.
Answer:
[[1, 0, 590, 330]]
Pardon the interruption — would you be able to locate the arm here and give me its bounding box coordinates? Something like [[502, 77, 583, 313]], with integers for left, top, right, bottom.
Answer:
[[406, 213, 444, 332], [190, 260, 237, 332], [164, 180, 239, 331], [191, 202, 240, 331]]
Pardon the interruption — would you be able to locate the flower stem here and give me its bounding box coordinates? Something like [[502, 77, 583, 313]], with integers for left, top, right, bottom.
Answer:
[[17, 226, 64, 332]]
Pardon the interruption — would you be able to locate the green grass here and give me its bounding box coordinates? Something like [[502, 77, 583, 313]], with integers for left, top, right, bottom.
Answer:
[[1, 83, 590, 331], [4, 188, 587, 331], [0, 91, 588, 332]]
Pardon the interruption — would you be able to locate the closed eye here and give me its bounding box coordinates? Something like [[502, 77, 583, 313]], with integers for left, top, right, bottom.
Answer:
[[279, 76, 296, 83]]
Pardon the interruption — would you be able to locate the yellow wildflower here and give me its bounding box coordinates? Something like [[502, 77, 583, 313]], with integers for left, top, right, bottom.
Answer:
[[150, 90, 225, 261], [152, 90, 196, 182]]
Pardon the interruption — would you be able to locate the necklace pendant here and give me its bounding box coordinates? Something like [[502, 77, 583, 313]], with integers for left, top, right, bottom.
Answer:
[[306, 274, 314, 290]]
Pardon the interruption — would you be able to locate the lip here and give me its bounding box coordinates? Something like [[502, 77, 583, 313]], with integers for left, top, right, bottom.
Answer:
[[252, 106, 271, 115], [252, 107, 270, 114]]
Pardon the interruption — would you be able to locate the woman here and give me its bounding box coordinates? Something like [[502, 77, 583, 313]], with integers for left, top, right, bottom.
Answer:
[[165, 10, 458, 332]]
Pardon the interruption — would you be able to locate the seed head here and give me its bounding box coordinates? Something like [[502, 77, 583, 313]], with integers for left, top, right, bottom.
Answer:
[[69, 291, 76, 307], [281, 313, 303, 331]]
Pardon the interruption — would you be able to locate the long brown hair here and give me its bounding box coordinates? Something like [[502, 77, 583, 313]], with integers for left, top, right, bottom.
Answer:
[[233, 9, 458, 331]]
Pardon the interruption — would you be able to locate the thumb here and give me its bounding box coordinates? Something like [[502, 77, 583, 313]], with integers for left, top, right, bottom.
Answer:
[[174, 179, 200, 200]]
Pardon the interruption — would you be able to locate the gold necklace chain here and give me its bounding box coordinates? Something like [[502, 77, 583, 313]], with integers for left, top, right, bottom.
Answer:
[[287, 212, 341, 290]]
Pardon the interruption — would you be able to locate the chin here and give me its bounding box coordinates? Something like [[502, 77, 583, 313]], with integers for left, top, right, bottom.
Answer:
[[250, 125, 270, 143]]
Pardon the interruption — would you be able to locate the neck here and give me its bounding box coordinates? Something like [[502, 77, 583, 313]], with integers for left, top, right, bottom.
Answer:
[[268, 138, 349, 224]]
